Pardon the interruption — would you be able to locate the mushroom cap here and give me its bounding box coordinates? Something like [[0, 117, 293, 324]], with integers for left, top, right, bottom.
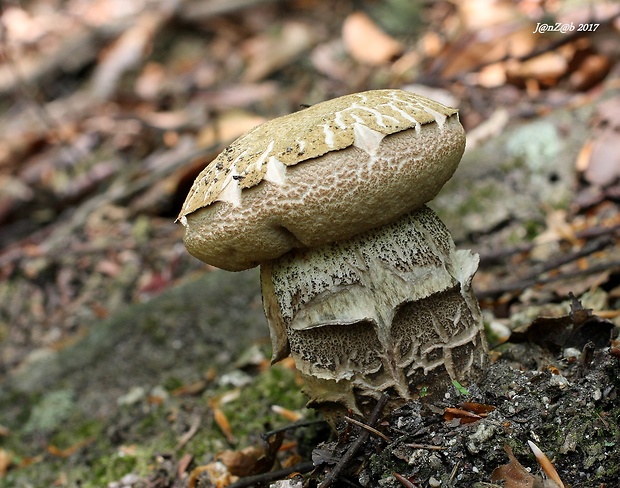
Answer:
[[178, 89, 466, 271]]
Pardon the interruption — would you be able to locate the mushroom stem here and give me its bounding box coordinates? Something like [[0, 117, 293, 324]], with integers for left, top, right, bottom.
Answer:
[[260, 205, 488, 421]]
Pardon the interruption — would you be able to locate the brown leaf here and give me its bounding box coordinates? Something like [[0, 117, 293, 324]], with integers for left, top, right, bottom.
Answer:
[[459, 401, 496, 415], [250, 432, 284, 475], [271, 404, 303, 422], [47, 437, 94, 458], [213, 406, 235, 443], [506, 51, 568, 88], [584, 128, 620, 187], [188, 462, 238, 488], [196, 110, 266, 149], [457, 0, 521, 30], [528, 440, 565, 488], [216, 446, 266, 477], [342, 11, 402, 65], [0, 449, 12, 477], [443, 407, 482, 424], [172, 380, 208, 397], [569, 53, 611, 91], [492, 445, 535, 488], [393, 471, 418, 487]]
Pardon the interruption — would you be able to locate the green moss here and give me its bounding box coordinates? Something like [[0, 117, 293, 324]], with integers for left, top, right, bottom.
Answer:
[[49, 418, 104, 448], [371, 0, 423, 36], [163, 376, 184, 391], [87, 451, 140, 485], [523, 219, 544, 241], [219, 363, 309, 441]]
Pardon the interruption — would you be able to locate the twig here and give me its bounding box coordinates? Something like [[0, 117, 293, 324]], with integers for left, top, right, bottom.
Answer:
[[477, 224, 620, 267], [393, 471, 418, 487], [261, 419, 327, 442], [343, 416, 391, 443], [319, 394, 390, 488], [534, 236, 614, 275], [477, 238, 618, 299], [449, 461, 460, 482], [404, 443, 447, 451], [478, 259, 620, 299], [175, 412, 201, 450]]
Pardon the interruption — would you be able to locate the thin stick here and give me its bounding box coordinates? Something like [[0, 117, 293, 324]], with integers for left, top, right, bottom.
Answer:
[[261, 419, 327, 441], [404, 443, 447, 451], [344, 416, 391, 443]]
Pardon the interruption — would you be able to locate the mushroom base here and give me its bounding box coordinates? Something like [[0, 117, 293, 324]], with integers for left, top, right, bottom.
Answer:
[[261, 206, 488, 424]]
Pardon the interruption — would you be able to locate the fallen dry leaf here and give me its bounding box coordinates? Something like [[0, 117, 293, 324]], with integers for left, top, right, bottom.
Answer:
[[456, 0, 521, 30], [47, 437, 94, 458], [188, 461, 238, 488], [585, 128, 620, 186], [216, 445, 265, 477], [492, 444, 535, 488], [0, 449, 12, 477], [393, 471, 417, 488], [197, 110, 266, 149], [172, 379, 208, 396], [443, 407, 482, 424], [528, 440, 565, 488], [579, 97, 620, 186], [342, 11, 402, 65], [459, 402, 496, 415], [569, 53, 611, 91], [506, 51, 568, 88], [213, 406, 235, 443], [271, 404, 303, 422]]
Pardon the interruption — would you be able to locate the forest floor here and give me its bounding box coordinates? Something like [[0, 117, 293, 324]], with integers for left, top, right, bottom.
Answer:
[[1, 0, 620, 487]]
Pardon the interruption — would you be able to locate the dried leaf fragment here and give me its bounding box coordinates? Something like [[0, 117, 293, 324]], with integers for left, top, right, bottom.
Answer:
[[393, 471, 418, 487], [209, 398, 236, 443], [0, 449, 13, 477], [342, 11, 402, 65], [443, 407, 482, 424], [528, 440, 565, 488], [491, 445, 535, 488], [459, 401, 496, 415], [216, 445, 265, 477], [271, 404, 303, 422], [47, 437, 94, 458], [188, 461, 238, 488]]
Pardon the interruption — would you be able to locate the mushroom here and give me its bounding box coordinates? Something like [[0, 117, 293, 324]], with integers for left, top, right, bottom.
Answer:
[[177, 89, 488, 421]]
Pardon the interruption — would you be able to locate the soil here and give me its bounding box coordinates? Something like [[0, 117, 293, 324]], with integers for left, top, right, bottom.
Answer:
[[317, 343, 619, 488]]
